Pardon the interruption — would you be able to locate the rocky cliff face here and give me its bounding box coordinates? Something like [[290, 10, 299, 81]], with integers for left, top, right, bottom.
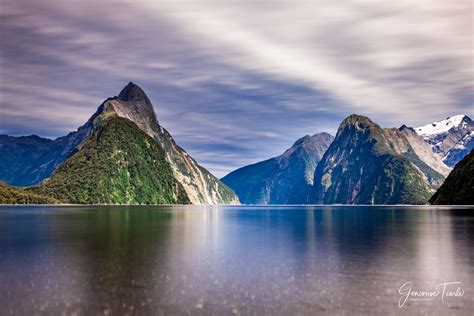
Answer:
[[430, 150, 474, 205], [415, 115, 473, 167], [222, 133, 334, 204], [311, 114, 448, 205]]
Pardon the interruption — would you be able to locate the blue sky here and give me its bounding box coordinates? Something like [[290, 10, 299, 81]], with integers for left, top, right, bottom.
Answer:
[[0, 0, 472, 177]]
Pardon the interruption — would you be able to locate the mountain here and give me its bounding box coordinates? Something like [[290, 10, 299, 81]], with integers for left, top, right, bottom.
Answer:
[[0, 126, 93, 186], [222, 133, 334, 204], [430, 150, 474, 205], [0, 135, 55, 186], [33, 115, 190, 204], [97, 82, 238, 204], [0, 95, 108, 186], [1, 82, 239, 205], [311, 114, 450, 205], [414, 115, 474, 167]]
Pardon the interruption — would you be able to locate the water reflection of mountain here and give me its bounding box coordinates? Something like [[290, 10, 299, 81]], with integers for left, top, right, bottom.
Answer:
[[0, 205, 472, 315]]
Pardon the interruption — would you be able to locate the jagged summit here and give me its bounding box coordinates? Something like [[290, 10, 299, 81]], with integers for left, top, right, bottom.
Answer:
[[399, 124, 415, 132], [92, 82, 160, 137], [118, 82, 151, 104]]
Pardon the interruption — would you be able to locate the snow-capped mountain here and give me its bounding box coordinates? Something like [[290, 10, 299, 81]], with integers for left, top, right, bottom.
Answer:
[[414, 115, 474, 167]]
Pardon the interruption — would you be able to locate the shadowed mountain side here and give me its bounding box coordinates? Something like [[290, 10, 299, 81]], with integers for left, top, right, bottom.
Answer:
[[430, 150, 474, 205], [222, 133, 334, 204]]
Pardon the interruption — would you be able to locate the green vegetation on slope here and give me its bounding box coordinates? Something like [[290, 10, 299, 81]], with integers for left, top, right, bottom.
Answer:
[[34, 116, 190, 204], [430, 150, 474, 205], [0, 182, 59, 204], [313, 115, 432, 204]]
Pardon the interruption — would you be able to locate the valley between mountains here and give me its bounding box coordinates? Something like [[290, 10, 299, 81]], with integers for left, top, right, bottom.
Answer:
[[1, 83, 472, 205]]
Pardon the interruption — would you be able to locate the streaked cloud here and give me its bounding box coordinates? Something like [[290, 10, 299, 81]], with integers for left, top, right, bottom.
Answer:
[[0, 0, 472, 176]]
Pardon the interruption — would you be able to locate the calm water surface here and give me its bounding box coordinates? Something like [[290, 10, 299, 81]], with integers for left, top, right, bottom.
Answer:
[[0, 205, 473, 315]]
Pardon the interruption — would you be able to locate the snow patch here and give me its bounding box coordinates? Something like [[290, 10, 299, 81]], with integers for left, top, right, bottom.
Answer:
[[415, 115, 466, 136]]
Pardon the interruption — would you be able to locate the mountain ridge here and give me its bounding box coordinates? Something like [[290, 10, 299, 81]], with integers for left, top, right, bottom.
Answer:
[[222, 132, 334, 204]]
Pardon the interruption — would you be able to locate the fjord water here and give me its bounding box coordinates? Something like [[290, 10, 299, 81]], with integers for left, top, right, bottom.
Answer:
[[0, 206, 472, 315]]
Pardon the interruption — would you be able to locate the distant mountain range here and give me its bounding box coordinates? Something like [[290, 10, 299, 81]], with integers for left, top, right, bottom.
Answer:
[[222, 133, 334, 204], [1, 83, 472, 205], [0, 83, 239, 205], [223, 114, 472, 205]]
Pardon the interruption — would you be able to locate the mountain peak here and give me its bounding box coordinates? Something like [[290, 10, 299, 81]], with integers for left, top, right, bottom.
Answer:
[[398, 124, 415, 132], [311, 132, 334, 141], [278, 132, 334, 165], [338, 114, 379, 133], [342, 114, 373, 124], [117, 82, 151, 103], [290, 132, 334, 149], [89, 82, 159, 137]]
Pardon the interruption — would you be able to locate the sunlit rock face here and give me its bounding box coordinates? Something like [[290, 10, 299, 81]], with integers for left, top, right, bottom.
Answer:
[[415, 115, 474, 167], [222, 132, 334, 204], [311, 114, 449, 205]]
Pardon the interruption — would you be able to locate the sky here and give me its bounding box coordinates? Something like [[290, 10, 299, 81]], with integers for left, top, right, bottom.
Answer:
[[0, 0, 472, 177]]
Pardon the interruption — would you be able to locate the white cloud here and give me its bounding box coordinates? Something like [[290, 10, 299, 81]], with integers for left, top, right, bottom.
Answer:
[[138, 0, 472, 122]]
